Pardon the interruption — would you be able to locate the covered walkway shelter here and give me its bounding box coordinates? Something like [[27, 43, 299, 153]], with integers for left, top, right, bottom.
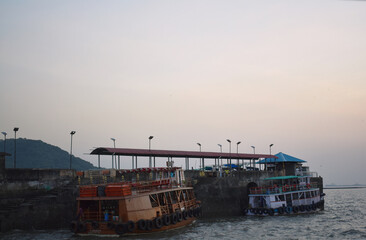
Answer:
[[90, 147, 277, 170], [258, 152, 306, 175]]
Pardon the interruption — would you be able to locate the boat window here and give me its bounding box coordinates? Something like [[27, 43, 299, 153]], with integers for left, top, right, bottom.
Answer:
[[299, 192, 305, 199], [293, 193, 299, 200], [171, 191, 178, 203], [306, 192, 311, 198], [165, 192, 172, 204], [158, 193, 166, 205], [182, 190, 188, 201], [276, 195, 284, 201], [149, 194, 159, 207]]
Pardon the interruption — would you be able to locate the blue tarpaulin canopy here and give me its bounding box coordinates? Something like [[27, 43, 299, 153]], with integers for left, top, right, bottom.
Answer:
[[223, 164, 239, 168], [257, 152, 306, 164]]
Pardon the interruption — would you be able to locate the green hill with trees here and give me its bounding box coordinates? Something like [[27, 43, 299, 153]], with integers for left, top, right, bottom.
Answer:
[[0, 138, 96, 170]]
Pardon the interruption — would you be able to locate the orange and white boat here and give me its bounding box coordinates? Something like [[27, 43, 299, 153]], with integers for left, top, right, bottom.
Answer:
[[71, 167, 201, 236]]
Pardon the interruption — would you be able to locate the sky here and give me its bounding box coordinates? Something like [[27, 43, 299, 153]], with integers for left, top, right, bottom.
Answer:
[[0, 0, 365, 185]]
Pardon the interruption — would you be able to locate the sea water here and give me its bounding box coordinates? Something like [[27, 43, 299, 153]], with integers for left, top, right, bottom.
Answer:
[[1, 188, 366, 240]]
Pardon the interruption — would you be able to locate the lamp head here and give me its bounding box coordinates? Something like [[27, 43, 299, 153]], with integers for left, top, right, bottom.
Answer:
[[70, 131, 76, 135], [110, 138, 115, 141], [149, 136, 154, 140], [237, 141, 241, 145], [14, 128, 19, 132], [270, 144, 274, 147], [226, 139, 231, 143], [1, 132, 6, 136], [197, 143, 201, 146]]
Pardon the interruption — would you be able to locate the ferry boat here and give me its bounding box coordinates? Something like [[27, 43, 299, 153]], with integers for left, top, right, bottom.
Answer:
[[244, 175, 325, 216], [71, 167, 201, 236]]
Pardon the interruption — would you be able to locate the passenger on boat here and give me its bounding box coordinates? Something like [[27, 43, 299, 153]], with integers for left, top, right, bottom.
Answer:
[[76, 207, 84, 221], [104, 210, 109, 221]]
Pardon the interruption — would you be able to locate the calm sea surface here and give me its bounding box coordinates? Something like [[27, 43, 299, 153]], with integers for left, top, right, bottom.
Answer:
[[1, 188, 366, 240]]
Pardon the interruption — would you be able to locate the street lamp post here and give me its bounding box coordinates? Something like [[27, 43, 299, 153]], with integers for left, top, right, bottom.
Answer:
[[227, 139, 231, 169], [111, 138, 116, 169], [197, 143, 201, 169], [13, 128, 19, 168], [251, 145, 255, 170], [149, 136, 154, 167], [1, 132, 7, 154], [268, 144, 274, 171], [236, 141, 241, 166], [217, 144, 222, 153], [69, 131, 76, 169]]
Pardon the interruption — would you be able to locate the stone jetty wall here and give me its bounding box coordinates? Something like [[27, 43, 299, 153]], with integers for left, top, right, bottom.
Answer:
[[0, 167, 324, 232]]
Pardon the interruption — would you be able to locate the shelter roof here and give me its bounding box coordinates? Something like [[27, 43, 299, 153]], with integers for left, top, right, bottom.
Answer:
[[258, 152, 306, 164], [90, 147, 277, 160], [264, 175, 299, 180]]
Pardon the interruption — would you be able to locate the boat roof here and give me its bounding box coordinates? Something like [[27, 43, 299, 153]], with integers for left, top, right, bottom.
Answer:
[[258, 152, 306, 163], [264, 175, 300, 180]]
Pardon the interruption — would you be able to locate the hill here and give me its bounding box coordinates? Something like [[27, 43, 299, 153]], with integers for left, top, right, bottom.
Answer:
[[0, 138, 96, 170]]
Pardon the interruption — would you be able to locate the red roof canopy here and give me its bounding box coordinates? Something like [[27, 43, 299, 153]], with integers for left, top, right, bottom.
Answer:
[[90, 147, 276, 160]]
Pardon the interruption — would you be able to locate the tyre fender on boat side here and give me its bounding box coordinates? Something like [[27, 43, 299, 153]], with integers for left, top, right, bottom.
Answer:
[[268, 208, 275, 216], [126, 220, 135, 232], [257, 208, 263, 215], [137, 219, 147, 230], [305, 205, 311, 211], [154, 217, 163, 229], [145, 220, 153, 231], [182, 210, 188, 220], [171, 213, 178, 224], [91, 221, 99, 229], [163, 214, 171, 226], [293, 206, 299, 213], [285, 206, 291, 214], [115, 223, 126, 235], [77, 222, 87, 232], [177, 211, 183, 222], [277, 207, 284, 214], [107, 222, 115, 230], [263, 208, 269, 215]]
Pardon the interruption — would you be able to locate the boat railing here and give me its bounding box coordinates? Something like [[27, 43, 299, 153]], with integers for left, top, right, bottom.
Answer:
[[78, 179, 186, 197], [83, 210, 100, 221], [249, 182, 319, 194], [296, 171, 318, 177]]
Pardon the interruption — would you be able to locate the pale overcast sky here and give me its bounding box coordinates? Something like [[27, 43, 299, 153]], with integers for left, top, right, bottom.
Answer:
[[1, 0, 365, 185]]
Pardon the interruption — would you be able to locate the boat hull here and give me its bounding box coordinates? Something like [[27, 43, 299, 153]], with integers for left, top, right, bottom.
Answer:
[[74, 217, 197, 236], [244, 200, 324, 216]]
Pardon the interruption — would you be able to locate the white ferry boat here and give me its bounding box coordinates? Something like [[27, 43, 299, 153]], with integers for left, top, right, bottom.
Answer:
[[244, 175, 325, 216], [243, 152, 325, 216]]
